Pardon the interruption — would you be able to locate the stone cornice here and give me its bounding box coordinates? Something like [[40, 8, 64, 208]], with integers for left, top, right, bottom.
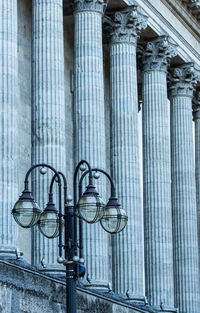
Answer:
[[138, 36, 177, 72], [104, 5, 147, 44], [74, 0, 108, 13], [124, 0, 200, 68], [168, 63, 199, 97], [181, 0, 200, 21], [193, 91, 200, 120], [162, 0, 200, 36]]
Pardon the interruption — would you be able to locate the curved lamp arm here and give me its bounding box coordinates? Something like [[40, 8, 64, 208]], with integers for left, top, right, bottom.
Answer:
[[79, 168, 116, 198], [50, 171, 68, 203], [73, 160, 93, 256], [24, 163, 61, 189], [73, 160, 93, 204], [49, 171, 68, 258], [24, 163, 63, 257]]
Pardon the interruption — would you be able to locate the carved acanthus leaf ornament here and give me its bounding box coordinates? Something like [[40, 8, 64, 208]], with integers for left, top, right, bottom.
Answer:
[[138, 36, 177, 71], [168, 63, 199, 97], [104, 5, 147, 44], [74, 0, 108, 13]]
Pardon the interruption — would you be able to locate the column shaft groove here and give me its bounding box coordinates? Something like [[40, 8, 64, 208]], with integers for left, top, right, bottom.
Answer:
[[74, 9, 108, 284], [169, 64, 200, 313], [142, 70, 174, 306], [32, 0, 66, 271], [193, 92, 200, 282], [0, 0, 18, 256], [171, 95, 200, 312], [110, 42, 144, 296], [195, 119, 200, 266]]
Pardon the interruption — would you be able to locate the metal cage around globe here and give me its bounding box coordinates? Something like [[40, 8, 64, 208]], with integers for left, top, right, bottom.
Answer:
[[38, 201, 60, 239], [100, 197, 128, 234], [78, 184, 105, 223], [12, 190, 41, 228]]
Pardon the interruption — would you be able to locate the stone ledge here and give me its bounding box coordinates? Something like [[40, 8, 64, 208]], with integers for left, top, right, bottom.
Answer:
[[0, 259, 156, 313]]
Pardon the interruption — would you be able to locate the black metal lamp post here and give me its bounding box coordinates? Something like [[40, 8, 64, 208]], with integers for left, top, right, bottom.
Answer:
[[12, 160, 128, 313]]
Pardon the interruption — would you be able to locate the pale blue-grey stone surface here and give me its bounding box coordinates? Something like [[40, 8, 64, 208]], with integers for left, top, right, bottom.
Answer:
[[0, 0, 18, 257], [1, 1, 200, 313], [73, 0, 109, 286], [17, 0, 32, 262], [32, 0, 66, 272], [141, 37, 176, 308], [109, 7, 147, 297], [0, 260, 158, 313], [169, 64, 200, 313], [193, 91, 200, 284]]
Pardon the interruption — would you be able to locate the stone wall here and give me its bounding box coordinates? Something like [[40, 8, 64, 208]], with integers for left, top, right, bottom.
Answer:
[[0, 260, 154, 313]]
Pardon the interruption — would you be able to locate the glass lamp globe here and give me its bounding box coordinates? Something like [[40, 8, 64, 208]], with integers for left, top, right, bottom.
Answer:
[[38, 200, 60, 239], [12, 190, 41, 228], [78, 184, 105, 223], [100, 197, 128, 234]]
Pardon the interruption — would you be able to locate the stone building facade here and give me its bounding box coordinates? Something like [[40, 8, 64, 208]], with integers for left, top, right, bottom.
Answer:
[[0, 0, 200, 313]]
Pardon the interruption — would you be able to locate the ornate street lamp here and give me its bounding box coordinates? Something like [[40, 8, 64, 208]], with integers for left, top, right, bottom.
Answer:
[[12, 189, 41, 228], [12, 160, 128, 313], [78, 183, 105, 223], [38, 193, 60, 239], [100, 196, 127, 234], [12, 164, 61, 230]]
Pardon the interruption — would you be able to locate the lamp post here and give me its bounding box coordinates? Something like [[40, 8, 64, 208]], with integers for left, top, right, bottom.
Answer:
[[12, 160, 128, 313]]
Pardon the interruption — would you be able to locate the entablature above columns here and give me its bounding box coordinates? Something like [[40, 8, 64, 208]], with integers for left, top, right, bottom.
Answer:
[[123, 0, 200, 67], [63, 0, 199, 61], [63, 0, 200, 81], [181, 0, 200, 20]]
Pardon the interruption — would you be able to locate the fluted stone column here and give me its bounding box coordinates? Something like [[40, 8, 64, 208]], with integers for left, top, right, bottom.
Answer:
[[169, 64, 200, 313], [108, 7, 147, 296], [74, 0, 109, 285], [193, 91, 200, 267], [32, 0, 66, 272], [140, 37, 177, 309], [0, 1, 18, 257]]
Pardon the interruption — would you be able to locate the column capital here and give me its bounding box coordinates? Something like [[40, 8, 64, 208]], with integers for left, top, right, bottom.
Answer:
[[104, 5, 147, 45], [193, 91, 200, 120], [168, 63, 199, 98], [138, 36, 177, 72], [74, 0, 108, 14]]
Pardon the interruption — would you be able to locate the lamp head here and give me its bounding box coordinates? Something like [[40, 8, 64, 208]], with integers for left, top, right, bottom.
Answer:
[[12, 190, 41, 228], [78, 184, 105, 223], [100, 197, 128, 234], [38, 198, 60, 239]]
